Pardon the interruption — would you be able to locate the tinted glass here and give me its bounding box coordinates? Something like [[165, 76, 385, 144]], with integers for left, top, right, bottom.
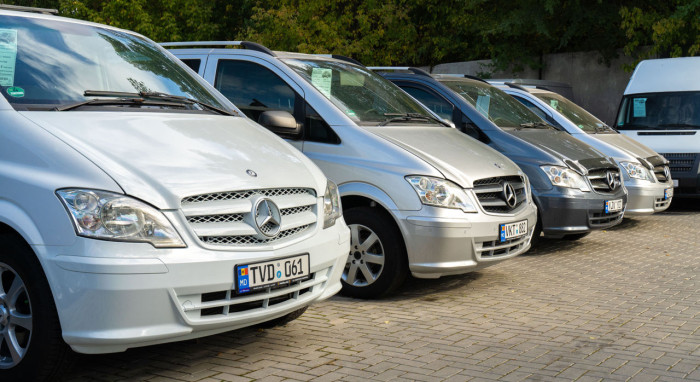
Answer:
[[214, 60, 295, 121], [534, 92, 608, 133], [441, 80, 547, 128], [283, 58, 436, 125], [402, 86, 454, 120], [616, 92, 700, 130], [181, 59, 201, 73], [0, 16, 223, 110]]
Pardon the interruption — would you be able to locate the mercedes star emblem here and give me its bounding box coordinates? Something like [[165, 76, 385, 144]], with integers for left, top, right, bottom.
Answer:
[[502, 182, 517, 208], [246, 169, 258, 177], [252, 198, 282, 238], [606, 171, 619, 190]]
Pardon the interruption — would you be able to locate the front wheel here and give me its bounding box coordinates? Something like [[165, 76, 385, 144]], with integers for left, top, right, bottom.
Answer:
[[0, 234, 72, 381], [340, 207, 407, 299]]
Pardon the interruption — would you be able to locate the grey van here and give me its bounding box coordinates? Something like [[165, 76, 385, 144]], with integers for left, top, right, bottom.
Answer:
[[164, 42, 538, 298]]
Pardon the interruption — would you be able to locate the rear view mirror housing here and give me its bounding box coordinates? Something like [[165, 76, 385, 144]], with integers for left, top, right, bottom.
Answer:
[[258, 110, 302, 139]]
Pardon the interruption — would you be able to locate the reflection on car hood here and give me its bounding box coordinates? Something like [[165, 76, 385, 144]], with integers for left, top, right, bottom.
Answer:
[[20, 112, 325, 209], [366, 126, 522, 188], [509, 129, 605, 162], [594, 133, 660, 160]]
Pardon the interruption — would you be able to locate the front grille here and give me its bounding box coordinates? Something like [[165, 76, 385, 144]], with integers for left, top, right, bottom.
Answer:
[[472, 176, 527, 214], [589, 210, 624, 228], [181, 188, 317, 247], [652, 165, 670, 183], [476, 228, 533, 258], [660, 153, 698, 174], [175, 268, 331, 321], [586, 169, 622, 193]]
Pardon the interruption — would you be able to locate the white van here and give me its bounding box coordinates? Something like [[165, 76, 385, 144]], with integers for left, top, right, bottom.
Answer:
[[0, 7, 348, 380], [616, 57, 700, 196]]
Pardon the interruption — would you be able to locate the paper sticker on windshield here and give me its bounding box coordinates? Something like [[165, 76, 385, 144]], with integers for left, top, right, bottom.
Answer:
[[549, 99, 559, 109], [0, 29, 18, 87], [633, 98, 647, 117], [476, 95, 490, 116], [345, 109, 357, 117], [311, 68, 332, 97], [6, 87, 23, 98]]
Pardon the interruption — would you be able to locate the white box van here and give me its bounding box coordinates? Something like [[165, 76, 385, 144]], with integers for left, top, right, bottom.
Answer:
[[0, 7, 348, 380], [616, 57, 700, 196]]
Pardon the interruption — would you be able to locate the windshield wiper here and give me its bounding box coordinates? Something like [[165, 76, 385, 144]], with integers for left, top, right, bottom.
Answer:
[[518, 121, 550, 129], [54, 90, 237, 116], [380, 113, 450, 127]]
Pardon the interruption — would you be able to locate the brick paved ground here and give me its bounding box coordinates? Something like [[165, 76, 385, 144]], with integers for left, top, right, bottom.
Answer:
[[60, 201, 700, 382]]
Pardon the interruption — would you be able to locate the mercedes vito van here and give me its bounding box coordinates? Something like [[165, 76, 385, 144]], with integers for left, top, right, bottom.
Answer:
[[615, 57, 700, 196], [0, 7, 348, 380], [165, 42, 538, 299], [375, 69, 627, 241], [498, 83, 673, 214]]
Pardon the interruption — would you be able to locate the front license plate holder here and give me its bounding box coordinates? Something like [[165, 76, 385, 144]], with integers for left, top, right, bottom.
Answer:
[[605, 199, 623, 213], [499, 220, 528, 243], [236, 254, 310, 294], [664, 188, 673, 200]]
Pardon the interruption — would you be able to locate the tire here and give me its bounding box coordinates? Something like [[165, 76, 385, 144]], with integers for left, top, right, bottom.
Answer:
[[564, 232, 590, 241], [0, 234, 72, 381], [258, 306, 308, 328], [340, 207, 407, 299]]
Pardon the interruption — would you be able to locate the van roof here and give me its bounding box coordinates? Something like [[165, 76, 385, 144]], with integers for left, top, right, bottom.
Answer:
[[625, 57, 700, 95]]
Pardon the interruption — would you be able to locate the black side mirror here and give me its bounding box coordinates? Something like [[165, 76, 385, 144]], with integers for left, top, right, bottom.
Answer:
[[258, 110, 302, 139]]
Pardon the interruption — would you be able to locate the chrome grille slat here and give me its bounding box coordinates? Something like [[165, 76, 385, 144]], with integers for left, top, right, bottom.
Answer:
[[181, 188, 317, 247], [472, 176, 527, 214], [586, 169, 621, 193]]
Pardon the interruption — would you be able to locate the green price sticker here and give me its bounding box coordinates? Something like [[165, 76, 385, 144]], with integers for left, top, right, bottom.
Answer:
[[6, 86, 24, 98]]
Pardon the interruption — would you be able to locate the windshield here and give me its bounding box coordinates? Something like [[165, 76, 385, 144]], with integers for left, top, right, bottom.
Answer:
[[441, 80, 549, 128], [617, 92, 700, 130], [535, 92, 609, 133], [0, 15, 224, 110], [283, 58, 437, 125]]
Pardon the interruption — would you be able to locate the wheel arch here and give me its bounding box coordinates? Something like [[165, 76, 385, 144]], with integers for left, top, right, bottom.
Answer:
[[0, 200, 45, 246]]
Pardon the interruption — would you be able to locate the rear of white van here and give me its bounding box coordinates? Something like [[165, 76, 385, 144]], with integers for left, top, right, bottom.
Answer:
[[616, 57, 700, 196]]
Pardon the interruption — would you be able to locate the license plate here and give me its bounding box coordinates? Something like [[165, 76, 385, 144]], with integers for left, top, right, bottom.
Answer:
[[664, 188, 673, 200], [500, 220, 528, 242], [236, 254, 310, 294], [673, 179, 679, 187], [605, 199, 623, 213]]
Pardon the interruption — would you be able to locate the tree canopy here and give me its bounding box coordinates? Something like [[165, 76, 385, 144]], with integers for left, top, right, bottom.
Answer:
[[2, 0, 697, 70]]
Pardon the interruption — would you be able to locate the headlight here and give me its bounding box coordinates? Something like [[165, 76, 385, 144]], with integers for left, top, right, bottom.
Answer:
[[620, 161, 650, 181], [323, 181, 342, 229], [405, 176, 477, 212], [56, 189, 185, 248], [540, 166, 591, 192]]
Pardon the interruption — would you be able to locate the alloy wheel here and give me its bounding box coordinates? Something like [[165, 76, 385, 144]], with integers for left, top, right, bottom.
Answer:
[[343, 224, 385, 286], [0, 262, 32, 369]]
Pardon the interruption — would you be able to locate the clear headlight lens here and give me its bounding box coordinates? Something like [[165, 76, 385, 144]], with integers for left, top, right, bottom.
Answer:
[[540, 165, 591, 192], [323, 181, 342, 229], [56, 189, 185, 248], [620, 161, 650, 181], [406, 176, 477, 212]]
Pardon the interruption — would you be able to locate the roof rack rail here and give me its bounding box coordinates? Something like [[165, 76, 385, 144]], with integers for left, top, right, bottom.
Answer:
[[159, 41, 276, 57], [433, 73, 490, 84], [367, 66, 432, 77], [0, 4, 58, 14], [504, 82, 529, 91]]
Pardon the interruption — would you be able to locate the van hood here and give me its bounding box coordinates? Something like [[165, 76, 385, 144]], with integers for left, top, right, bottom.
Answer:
[[20, 112, 325, 209], [366, 126, 521, 188], [593, 133, 660, 160], [509, 129, 605, 162]]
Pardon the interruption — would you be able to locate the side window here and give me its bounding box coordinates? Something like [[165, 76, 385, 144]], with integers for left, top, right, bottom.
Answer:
[[513, 96, 548, 120], [401, 86, 454, 120], [181, 59, 201, 73], [306, 103, 340, 144], [214, 60, 295, 122]]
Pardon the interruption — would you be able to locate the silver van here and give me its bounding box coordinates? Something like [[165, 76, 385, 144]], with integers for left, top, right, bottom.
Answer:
[[165, 42, 538, 299]]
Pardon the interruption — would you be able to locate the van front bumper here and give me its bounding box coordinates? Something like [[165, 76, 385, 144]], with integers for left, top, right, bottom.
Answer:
[[535, 187, 628, 238], [625, 179, 674, 215], [35, 221, 349, 355], [395, 203, 537, 279]]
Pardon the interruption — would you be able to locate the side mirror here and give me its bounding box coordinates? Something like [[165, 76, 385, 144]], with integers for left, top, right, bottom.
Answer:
[[258, 110, 302, 139]]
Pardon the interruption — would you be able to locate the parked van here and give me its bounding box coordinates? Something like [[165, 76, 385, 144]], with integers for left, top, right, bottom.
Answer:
[[0, 7, 349, 380], [616, 57, 700, 196], [165, 42, 538, 299], [496, 83, 673, 214], [374, 69, 627, 241]]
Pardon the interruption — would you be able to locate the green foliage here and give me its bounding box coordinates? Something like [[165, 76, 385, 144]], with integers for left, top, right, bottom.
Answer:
[[621, 0, 700, 69]]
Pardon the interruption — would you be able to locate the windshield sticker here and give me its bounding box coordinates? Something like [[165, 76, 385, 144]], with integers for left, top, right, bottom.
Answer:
[[0, 29, 18, 87], [633, 98, 647, 117], [345, 109, 357, 117], [476, 95, 490, 116], [311, 68, 332, 97], [6, 86, 24, 98], [549, 99, 559, 109]]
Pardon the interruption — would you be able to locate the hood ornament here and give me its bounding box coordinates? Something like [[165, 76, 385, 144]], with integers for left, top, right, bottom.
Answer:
[[502, 182, 517, 208], [246, 169, 257, 177], [252, 197, 282, 238]]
